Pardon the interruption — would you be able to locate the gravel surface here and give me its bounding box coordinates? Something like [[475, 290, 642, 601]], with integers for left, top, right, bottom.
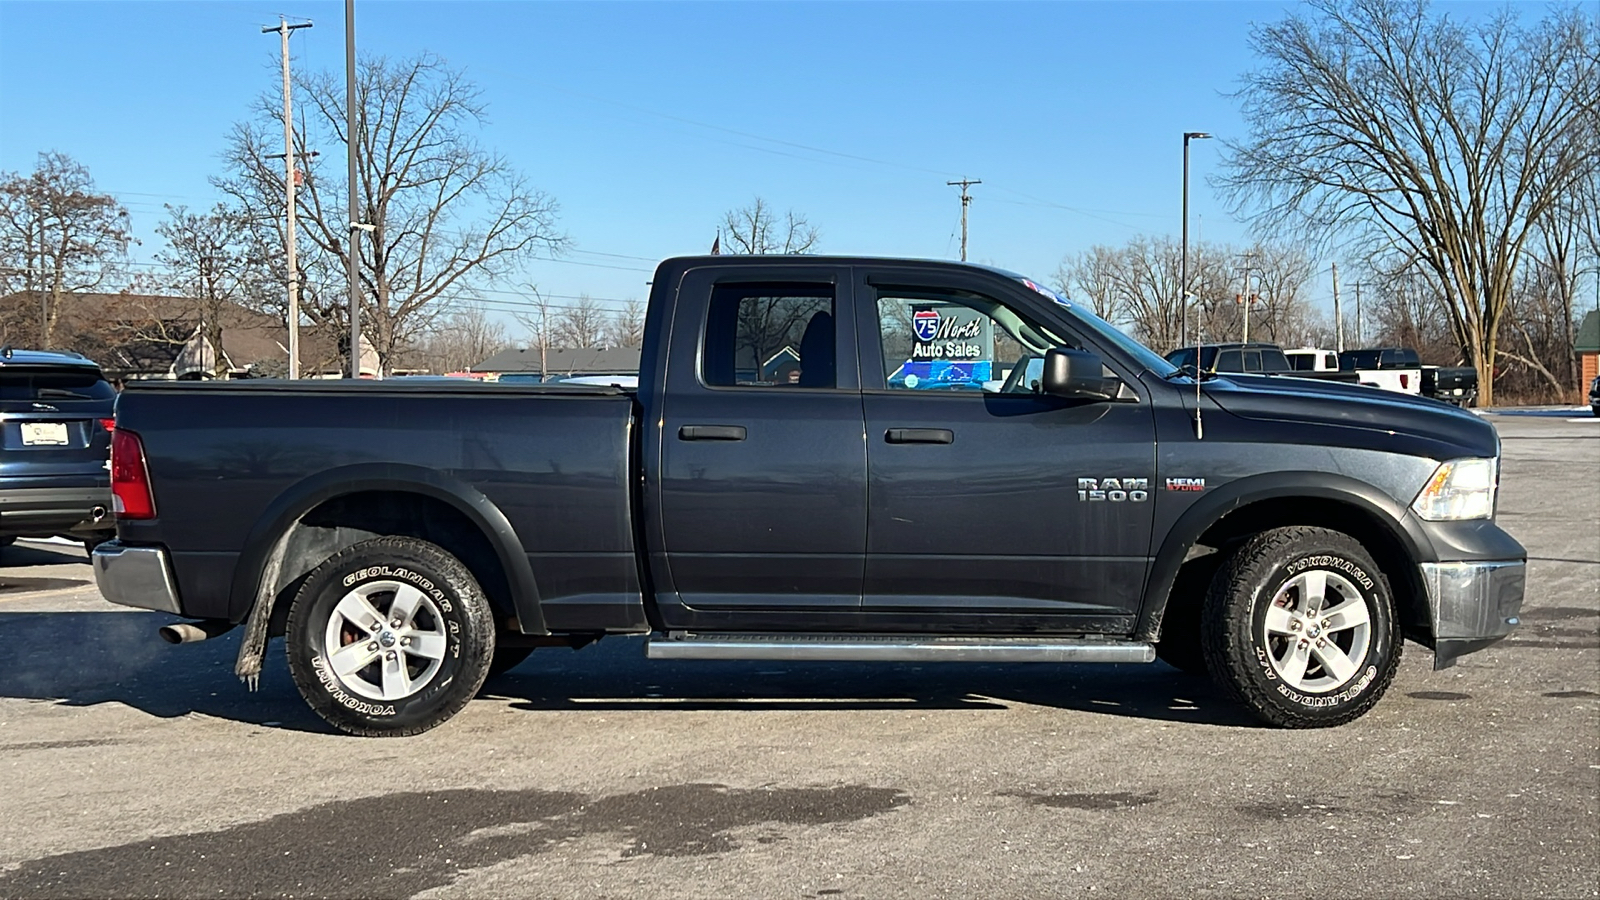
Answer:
[[1, 412, 1594, 899]]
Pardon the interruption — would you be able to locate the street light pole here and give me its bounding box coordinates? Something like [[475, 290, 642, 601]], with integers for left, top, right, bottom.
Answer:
[[1180, 132, 1211, 348]]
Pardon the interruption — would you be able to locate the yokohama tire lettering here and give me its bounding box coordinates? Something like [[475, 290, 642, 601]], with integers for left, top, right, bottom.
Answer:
[[311, 654, 397, 716]]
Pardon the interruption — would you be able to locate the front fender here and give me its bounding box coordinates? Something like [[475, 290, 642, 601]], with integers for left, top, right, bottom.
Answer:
[[1136, 471, 1428, 640]]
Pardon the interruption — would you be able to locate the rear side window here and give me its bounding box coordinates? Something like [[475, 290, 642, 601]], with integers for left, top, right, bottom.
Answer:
[[0, 367, 115, 402], [1287, 353, 1314, 371], [1216, 349, 1243, 371], [702, 283, 836, 388], [1243, 350, 1262, 372], [1260, 349, 1291, 373]]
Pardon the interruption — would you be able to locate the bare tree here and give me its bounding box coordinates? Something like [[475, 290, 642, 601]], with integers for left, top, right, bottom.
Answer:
[[146, 204, 261, 377], [215, 52, 565, 375], [0, 152, 133, 347], [1221, 0, 1600, 405], [721, 197, 820, 254], [1107, 236, 1185, 353], [416, 303, 509, 373], [602, 299, 646, 349], [1055, 246, 1121, 321], [551, 294, 607, 347]]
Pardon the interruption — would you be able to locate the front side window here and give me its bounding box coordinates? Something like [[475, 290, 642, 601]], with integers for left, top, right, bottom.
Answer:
[[702, 283, 835, 388], [874, 288, 1068, 393]]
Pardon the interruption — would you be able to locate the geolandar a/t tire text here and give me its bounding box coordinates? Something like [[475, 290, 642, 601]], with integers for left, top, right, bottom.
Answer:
[[1201, 526, 1401, 728], [285, 536, 494, 737]]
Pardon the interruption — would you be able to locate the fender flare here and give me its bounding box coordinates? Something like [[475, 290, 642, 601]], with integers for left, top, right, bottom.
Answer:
[[1136, 471, 1430, 640], [228, 463, 547, 634]]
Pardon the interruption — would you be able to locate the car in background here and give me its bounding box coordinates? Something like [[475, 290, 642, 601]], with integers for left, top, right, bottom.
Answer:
[[1589, 374, 1599, 417], [0, 348, 116, 551], [1167, 342, 1359, 383], [1338, 347, 1423, 396]]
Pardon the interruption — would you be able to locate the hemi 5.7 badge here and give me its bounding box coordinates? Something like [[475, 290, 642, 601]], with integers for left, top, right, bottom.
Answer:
[[1166, 477, 1206, 492]]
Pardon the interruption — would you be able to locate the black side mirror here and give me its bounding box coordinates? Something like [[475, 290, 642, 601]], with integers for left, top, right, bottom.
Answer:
[[1040, 347, 1118, 401]]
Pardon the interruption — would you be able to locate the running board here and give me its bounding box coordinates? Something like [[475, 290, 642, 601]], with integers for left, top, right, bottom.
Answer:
[[646, 633, 1155, 664]]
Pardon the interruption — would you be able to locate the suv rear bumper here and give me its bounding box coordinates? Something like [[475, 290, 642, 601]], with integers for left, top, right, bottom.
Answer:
[[1422, 560, 1524, 669], [0, 485, 113, 538], [92, 541, 182, 615]]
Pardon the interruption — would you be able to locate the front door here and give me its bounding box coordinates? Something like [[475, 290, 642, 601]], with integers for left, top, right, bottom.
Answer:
[[653, 266, 867, 627], [854, 267, 1157, 633]]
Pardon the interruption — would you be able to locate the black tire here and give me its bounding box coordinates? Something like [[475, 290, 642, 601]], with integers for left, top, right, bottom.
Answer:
[[285, 536, 495, 737], [0, 536, 14, 548], [1201, 526, 1400, 728], [487, 646, 534, 679]]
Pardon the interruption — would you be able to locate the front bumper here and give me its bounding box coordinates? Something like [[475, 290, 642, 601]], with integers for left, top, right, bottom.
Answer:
[[1421, 560, 1525, 669], [92, 541, 183, 615]]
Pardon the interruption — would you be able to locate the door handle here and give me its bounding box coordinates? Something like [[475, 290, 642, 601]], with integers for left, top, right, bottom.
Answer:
[[679, 425, 747, 441], [885, 428, 954, 444]]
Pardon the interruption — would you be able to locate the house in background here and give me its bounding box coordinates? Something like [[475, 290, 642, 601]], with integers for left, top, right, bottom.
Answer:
[[0, 291, 348, 379], [1579, 310, 1598, 388], [473, 346, 641, 382]]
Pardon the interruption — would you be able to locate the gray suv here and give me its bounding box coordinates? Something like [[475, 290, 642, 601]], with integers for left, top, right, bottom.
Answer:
[[0, 349, 116, 550]]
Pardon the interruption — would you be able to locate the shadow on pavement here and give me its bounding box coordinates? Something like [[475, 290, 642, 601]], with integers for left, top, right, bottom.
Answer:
[[0, 611, 1262, 731], [0, 543, 87, 568]]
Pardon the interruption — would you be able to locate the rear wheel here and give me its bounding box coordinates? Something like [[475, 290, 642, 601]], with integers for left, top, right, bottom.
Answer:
[[285, 536, 494, 736], [1201, 526, 1400, 728]]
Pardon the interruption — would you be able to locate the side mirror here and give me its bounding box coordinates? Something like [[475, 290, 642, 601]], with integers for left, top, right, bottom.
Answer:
[[1040, 347, 1118, 401]]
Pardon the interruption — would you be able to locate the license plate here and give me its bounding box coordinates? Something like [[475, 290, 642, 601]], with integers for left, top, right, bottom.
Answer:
[[21, 422, 69, 446]]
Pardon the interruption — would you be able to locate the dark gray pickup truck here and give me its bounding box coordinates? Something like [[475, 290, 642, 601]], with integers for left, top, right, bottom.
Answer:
[[94, 256, 1525, 736]]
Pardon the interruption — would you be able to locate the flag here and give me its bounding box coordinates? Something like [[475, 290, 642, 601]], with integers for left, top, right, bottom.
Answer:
[[710, 235, 720, 255]]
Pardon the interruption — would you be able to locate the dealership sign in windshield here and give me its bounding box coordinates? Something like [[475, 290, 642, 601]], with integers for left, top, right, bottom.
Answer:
[[890, 304, 995, 390]]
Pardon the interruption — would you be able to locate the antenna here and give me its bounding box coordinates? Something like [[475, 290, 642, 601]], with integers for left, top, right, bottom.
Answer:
[[1188, 292, 1203, 440]]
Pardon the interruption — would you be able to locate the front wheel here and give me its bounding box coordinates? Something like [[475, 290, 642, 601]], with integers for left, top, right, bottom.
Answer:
[[285, 536, 495, 736], [1201, 526, 1401, 728]]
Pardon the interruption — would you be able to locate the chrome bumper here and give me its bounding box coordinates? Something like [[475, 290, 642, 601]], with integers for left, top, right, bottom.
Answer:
[[92, 541, 182, 615], [1421, 560, 1525, 669]]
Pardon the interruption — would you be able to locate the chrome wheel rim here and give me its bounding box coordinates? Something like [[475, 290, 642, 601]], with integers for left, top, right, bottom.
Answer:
[[322, 580, 448, 701], [1261, 569, 1372, 693]]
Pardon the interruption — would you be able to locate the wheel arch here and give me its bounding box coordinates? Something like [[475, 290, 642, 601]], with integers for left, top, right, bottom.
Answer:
[[228, 463, 547, 637], [1138, 473, 1431, 647]]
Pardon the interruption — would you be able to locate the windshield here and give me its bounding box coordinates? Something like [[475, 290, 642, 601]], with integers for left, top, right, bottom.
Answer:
[[1011, 276, 1178, 376]]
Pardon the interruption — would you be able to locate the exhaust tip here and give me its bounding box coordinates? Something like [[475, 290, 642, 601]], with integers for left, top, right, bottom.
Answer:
[[90, 506, 108, 522], [159, 620, 234, 644]]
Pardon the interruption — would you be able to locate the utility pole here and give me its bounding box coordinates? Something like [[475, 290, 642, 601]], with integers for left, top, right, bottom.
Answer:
[[947, 178, 980, 262], [1353, 281, 1363, 347], [1331, 262, 1344, 353], [345, 0, 363, 379], [1237, 252, 1258, 344], [263, 17, 312, 379]]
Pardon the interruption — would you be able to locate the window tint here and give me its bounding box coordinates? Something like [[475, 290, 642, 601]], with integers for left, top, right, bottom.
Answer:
[[0, 367, 115, 402], [1216, 349, 1243, 372], [702, 283, 835, 388], [875, 288, 1068, 392], [1325, 353, 1338, 370], [1287, 353, 1314, 371], [1243, 350, 1262, 372], [1260, 349, 1291, 373]]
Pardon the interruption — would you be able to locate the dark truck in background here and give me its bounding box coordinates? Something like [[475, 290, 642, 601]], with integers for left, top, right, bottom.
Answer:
[[94, 257, 1525, 736]]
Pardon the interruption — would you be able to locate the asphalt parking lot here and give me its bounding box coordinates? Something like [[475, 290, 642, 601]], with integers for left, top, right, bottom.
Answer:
[[0, 411, 1595, 899]]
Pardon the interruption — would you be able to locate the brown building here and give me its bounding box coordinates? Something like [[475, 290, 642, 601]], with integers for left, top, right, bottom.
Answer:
[[0, 291, 342, 378], [1578, 310, 1599, 387]]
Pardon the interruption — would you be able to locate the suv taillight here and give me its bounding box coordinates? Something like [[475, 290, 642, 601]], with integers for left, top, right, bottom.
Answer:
[[111, 428, 155, 519]]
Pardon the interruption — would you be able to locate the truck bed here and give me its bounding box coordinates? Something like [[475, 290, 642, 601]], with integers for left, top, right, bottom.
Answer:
[[114, 380, 640, 623]]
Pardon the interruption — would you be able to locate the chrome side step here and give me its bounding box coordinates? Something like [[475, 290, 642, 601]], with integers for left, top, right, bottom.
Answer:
[[645, 633, 1156, 664]]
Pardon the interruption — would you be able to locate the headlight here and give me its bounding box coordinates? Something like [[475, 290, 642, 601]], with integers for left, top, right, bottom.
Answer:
[[1412, 458, 1498, 521]]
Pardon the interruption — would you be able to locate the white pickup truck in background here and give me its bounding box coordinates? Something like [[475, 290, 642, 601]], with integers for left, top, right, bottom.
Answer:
[[1287, 346, 1422, 395]]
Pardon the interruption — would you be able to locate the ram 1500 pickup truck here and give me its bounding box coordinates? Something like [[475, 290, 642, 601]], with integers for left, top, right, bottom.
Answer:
[[93, 256, 1526, 736]]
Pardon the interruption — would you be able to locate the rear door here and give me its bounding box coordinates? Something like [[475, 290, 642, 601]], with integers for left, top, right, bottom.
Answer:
[[650, 264, 868, 626]]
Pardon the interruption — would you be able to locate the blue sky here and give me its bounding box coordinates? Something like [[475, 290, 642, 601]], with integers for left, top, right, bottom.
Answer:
[[1, 1, 1373, 328]]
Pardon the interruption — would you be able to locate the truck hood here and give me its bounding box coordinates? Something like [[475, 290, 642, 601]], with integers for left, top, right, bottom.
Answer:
[[1199, 373, 1498, 459]]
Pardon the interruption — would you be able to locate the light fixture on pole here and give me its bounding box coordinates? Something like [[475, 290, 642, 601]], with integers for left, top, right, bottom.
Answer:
[[1180, 131, 1212, 348]]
